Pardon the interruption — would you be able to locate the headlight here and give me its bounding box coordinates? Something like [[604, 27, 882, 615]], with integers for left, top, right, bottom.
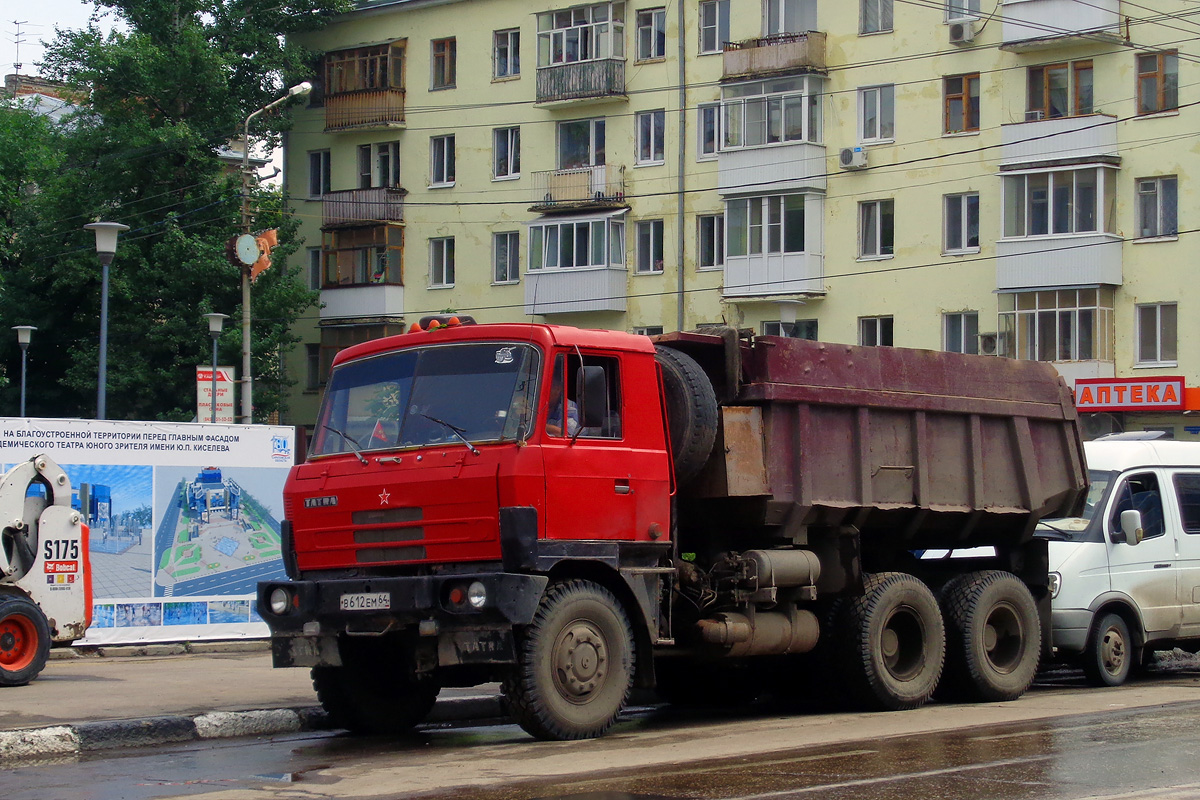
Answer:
[[1048, 571, 1061, 600], [467, 581, 487, 609], [269, 587, 292, 615]]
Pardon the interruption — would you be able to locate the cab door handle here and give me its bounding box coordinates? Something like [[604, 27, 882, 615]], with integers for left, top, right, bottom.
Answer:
[[615, 479, 632, 495]]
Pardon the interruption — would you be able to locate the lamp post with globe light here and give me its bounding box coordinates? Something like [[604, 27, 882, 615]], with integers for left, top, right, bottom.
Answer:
[[83, 221, 129, 420], [12, 325, 36, 417], [203, 313, 229, 423]]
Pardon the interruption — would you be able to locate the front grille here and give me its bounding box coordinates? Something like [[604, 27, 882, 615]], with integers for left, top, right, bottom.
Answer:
[[356, 545, 427, 563], [352, 507, 423, 524], [354, 527, 425, 544]]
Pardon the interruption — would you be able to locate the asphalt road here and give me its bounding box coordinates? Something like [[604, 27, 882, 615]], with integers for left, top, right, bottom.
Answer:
[[4, 663, 1200, 800]]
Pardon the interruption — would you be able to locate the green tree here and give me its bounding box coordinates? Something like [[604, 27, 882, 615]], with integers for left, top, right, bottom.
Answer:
[[0, 0, 349, 421]]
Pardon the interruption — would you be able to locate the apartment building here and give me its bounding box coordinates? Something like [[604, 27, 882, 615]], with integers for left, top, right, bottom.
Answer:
[[282, 0, 1200, 439]]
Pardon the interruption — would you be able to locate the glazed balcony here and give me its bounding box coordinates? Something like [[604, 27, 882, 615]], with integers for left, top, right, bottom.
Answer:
[[1001, 0, 1121, 50], [723, 31, 826, 81]]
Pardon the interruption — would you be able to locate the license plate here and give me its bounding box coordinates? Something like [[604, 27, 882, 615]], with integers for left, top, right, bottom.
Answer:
[[339, 592, 391, 611]]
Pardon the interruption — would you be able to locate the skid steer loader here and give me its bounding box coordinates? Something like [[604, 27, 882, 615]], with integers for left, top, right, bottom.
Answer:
[[0, 454, 90, 685]]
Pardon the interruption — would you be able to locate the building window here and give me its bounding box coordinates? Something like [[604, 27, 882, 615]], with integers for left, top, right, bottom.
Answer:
[[307, 247, 322, 291], [1002, 167, 1115, 237], [1137, 51, 1178, 115], [536, 3, 626, 67], [431, 38, 456, 89], [494, 231, 520, 283], [558, 118, 606, 168], [305, 343, 321, 391], [944, 311, 979, 354], [528, 217, 625, 269], [764, 320, 818, 339], [944, 74, 980, 133], [1137, 302, 1178, 365], [325, 42, 405, 95], [636, 110, 665, 165], [431, 135, 455, 186], [636, 219, 665, 273], [860, 316, 894, 347], [859, 199, 894, 258], [999, 288, 1114, 362], [722, 75, 823, 149], [944, 192, 980, 253], [764, 0, 817, 35], [634, 326, 665, 336], [308, 150, 331, 197], [698, 103, 719, 158], [357, 142, 401, 188], [727, 195, 806, 256], [859, 85, 894, 143], [1137, 176, 1178, 238], [698, 214, 724, 269], [861, 0, 892, 34], [946, 0, 979, 19], [494, 127, 521, 179], [430, 237, 455, 287], [636, 8, 666, 60], [1027, 61, 1092, 120], [699, 0, 730, 54], [494, 29, 520, 78], [321, 226, 403, 287]]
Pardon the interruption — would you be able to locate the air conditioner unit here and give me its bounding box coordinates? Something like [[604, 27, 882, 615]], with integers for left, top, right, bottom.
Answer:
[[839, 147, 868, 170], [949, 21, 975, 44], [1025, 109, 1045, 122], [978, 332, 1005, 357]]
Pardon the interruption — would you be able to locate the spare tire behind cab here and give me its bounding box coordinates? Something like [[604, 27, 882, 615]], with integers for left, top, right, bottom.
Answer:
[[654, 346, 718, 485]]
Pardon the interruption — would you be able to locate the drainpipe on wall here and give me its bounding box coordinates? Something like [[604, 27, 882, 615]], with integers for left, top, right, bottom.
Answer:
[[675, 0, 688, 333]]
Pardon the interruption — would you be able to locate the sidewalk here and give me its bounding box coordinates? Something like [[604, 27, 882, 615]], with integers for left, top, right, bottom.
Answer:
[[0, 641, 504, 762]]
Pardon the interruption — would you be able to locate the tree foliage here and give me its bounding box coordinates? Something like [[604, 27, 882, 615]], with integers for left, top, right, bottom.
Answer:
[[0, 0, 349, 421]]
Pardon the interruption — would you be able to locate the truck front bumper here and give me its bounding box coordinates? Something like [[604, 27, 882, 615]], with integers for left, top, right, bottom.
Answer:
[[257, 572, 549, 668]]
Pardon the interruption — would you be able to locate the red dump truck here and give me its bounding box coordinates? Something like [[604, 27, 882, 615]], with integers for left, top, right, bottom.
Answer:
[[258, 318, 1087, 740]]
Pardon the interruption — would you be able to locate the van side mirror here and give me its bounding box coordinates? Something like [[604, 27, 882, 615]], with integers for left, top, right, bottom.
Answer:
[[1117, 509, 1144, 545], [576, 365, 608, 429]]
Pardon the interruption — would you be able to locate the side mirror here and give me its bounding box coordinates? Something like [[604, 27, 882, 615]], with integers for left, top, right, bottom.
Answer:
[[1118, 509, 1144, 545], [576, 365, 608, 429]]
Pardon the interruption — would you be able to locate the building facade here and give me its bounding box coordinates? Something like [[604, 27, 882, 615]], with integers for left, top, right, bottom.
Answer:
[[282, 0, 1199, 439]]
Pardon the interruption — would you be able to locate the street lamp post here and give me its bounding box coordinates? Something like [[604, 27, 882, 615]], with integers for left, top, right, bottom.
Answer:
[[203, 313, 229, 423], [12, 325, 36, 417], [83, 221, 130, 420], [240, 81, 312, 425]]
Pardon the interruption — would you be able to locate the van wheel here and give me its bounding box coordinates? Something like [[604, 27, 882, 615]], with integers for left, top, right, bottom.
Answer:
[[654, 346, 717, 485], [836, 572, 944, 710], [503, 580, 634, 740], [938, 571, 1041, 702], [0, 594, 51, 687], [1081, 612, 1132, 687]]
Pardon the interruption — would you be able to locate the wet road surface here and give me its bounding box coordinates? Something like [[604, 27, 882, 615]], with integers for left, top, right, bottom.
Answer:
[[4, 664, 1200, 800]]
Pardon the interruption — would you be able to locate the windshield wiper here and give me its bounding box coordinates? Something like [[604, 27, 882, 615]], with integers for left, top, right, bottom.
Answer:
[[1035, 519, 1072, 540], [320, 424, 367, 464], [420, 414, 480, 456]]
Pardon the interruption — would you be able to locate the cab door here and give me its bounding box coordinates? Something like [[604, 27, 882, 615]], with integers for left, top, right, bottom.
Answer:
[[1169, 471, 1200, 635], [1105, 470, 1182, 637]]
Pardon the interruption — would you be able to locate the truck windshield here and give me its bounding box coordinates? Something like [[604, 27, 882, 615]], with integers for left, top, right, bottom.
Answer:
[[1037, 469, 1113, 540], [312, 343, 539, 456]]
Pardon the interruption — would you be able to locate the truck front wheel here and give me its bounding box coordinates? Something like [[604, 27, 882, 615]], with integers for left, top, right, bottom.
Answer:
[[0, 594, 51, 687], [1081, 612, 1133, 687], [503, 580, 634, 740], [312, 649, 439, 735], [837, 572, 944, 710], [938, 570, 1041, 702]]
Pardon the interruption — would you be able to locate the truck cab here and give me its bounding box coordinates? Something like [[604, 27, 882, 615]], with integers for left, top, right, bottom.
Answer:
[[1040, 436, 1200, 686]]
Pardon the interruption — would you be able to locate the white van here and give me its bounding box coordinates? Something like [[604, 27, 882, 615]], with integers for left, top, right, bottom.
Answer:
[[1039, 435, 1200, 686]]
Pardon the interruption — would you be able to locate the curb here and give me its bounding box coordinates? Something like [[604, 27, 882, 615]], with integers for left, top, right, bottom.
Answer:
[[0, 695, 506, 763]]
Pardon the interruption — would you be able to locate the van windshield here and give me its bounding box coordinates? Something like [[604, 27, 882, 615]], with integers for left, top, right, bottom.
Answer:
[[1037, 469, 1114, 540], [312, 343, 539, 456]]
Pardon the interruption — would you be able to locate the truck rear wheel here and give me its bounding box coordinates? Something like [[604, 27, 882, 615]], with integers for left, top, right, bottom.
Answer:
[[0, 594, 51, 687], [938, 570, 1041, 702], [1081, 612, 1133, 687], [312, 652, 439, 735], [654, 346, 717, 485], [836, 572, 944, 710], [503, 580, 634, 740]]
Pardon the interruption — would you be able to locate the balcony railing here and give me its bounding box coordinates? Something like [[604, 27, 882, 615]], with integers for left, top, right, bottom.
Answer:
[[536, 59, 625, 104], [325, 88, 406, 131], [1001, 0, 1120, 49], [723, 31, 826, 80], [999, 114, 1117, 167], [322, 187, 406, 228], [530, 165, 625, 211]]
